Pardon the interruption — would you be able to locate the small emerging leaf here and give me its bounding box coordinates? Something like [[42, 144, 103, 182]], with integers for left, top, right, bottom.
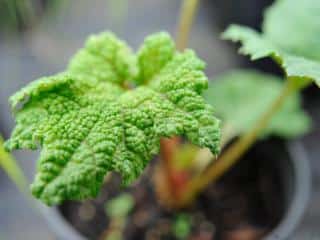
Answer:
[[223, 0, 320, 87], [5, 32, 220, 205], [105, 193, 134, 218], [205, 70, 311, 140], [173, 213, 192, 240]]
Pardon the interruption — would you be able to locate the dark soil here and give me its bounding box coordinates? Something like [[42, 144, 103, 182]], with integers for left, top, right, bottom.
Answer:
[[59, 139, 287, 240]]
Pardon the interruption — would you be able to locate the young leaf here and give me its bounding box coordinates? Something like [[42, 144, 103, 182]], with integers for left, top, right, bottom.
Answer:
[[105, 193, 134, 218], [204, 70, 311, 140], [136, 32, 175, 85], [172, 213, 192, 239], [222, 0, 320, 87], [68, 32, 137, 85], [5, 32, 220, 205]]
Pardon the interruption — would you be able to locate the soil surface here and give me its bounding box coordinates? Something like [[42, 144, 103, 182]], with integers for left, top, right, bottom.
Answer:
[[59, 139, 286, 240]]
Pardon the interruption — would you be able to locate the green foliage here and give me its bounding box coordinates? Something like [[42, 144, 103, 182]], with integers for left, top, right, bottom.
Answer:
[[172, 213, 192, 239], [105, 193, 134, 218], [68, 32, 137, 86], [222, 0, 320, 87], [136, 32, 175, 85], [205, 70, 311, 139], [5, 32, 220, 205]]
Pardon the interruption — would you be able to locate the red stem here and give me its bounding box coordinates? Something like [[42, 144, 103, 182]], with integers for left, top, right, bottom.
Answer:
[[159, 137, 181, 199]]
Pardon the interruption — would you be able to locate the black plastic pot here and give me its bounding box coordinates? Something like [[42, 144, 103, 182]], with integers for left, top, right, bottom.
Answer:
[[264, 141, 310, 240], [38, 140, 310, 240]]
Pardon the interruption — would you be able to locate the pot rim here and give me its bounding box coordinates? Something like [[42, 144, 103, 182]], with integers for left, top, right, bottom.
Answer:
[[38, 140, 311, 240], [264, 140, 311, 240]]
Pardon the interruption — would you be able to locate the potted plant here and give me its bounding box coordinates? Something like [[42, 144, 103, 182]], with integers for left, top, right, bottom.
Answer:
[[4, 0, 318, 239]]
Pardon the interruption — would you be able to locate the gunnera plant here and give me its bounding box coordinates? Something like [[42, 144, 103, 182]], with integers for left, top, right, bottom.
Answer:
[[4, 0, 318, 235]]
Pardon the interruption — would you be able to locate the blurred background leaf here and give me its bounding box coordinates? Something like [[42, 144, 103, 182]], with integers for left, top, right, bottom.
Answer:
[[205, 69, 311, 142]]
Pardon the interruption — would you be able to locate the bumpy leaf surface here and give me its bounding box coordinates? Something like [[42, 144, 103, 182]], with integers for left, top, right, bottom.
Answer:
[[223, 0, 320, 86], [205, 70, 311, 139], [5, 32, 220, 205]]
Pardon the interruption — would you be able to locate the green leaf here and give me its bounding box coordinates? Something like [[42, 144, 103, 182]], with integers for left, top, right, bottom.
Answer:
[[136, 32, 175, 85], [222, 0, 320, 86], [5, 32, 220, 205], [172, 213, 192, 240], [68, 32, 137, 86], [204, 70, 311, 140]]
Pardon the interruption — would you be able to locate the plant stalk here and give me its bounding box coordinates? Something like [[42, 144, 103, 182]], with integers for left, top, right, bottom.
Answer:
[[180, 79, 297, 205], [0, 136, 28, 193], [159, 137, 181, 199], [175, 0, 200, 51]]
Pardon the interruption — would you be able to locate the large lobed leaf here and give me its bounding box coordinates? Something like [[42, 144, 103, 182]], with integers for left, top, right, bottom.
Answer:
[[222, 0, 320, 87], [205, 70, 311, 140], [5, 32, 220, 205]]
